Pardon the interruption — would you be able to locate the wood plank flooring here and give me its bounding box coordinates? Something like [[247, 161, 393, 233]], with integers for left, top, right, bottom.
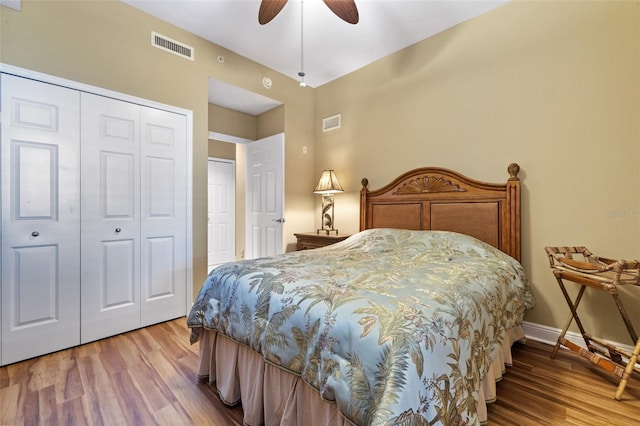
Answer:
[[1, 318, 639, 425], [0, 319, 242, 426], [488, 339, 640, 425]]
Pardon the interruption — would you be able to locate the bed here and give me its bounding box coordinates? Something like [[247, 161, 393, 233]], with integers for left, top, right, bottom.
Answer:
[[187, 163, 535, 425]]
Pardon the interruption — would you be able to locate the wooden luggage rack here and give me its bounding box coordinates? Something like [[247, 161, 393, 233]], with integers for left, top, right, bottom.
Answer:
[[545, 246, 640, 400]]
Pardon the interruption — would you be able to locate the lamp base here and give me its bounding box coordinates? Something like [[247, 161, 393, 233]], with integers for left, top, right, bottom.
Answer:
[[317, 228, 339, 235]]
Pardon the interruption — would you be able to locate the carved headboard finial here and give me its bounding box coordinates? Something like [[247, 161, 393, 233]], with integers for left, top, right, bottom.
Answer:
[[361, 178, 369, 189], [508, 163, 520, 180]]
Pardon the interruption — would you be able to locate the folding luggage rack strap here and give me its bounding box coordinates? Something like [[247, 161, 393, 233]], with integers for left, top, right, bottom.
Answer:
[[544, 246, 640, 400]]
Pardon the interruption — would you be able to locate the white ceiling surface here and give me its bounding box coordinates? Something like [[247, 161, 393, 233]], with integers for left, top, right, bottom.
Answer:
[[208, 78, 283, 116], [123, 0, 507, 115]]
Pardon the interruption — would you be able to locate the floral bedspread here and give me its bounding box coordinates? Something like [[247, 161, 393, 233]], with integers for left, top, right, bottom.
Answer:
[[187, 228, 535, 425]]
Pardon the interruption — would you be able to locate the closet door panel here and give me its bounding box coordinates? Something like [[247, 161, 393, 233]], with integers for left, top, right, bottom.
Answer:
[[101, 240, 136, 307], [140, 107, 187, 326], [1, 74, 80, 365], [80, 93, 141, 343]]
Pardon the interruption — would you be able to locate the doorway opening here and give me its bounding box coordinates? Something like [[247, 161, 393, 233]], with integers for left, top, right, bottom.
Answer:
[[207, 77, 285, 268]]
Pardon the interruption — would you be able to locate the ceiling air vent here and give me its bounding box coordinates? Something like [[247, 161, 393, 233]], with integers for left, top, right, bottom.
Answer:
[[151, 31, 194, 61], [322, 114, 341, 132]]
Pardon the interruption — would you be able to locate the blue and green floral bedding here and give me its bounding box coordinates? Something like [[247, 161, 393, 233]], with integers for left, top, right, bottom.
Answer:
[[187, 228, 535, 425]]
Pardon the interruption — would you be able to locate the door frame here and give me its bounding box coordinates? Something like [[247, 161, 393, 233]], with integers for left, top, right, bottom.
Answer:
[[208, 132, 286, 261], [0, 63, 194, 315]]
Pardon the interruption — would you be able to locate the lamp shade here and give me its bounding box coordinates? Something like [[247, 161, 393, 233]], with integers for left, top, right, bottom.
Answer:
[[314, 170, 344, 194]]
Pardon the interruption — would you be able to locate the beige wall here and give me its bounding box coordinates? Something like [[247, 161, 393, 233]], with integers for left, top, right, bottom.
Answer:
[[207, 140, 236, 161], [315, 0, 640, 343], [0, 0, 315, 297], [208, 103, 257, 142], [257, 105, 285, 139]]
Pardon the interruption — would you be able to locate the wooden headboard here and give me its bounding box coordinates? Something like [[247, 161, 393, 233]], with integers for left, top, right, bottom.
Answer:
[[360, 163, 521, 261]]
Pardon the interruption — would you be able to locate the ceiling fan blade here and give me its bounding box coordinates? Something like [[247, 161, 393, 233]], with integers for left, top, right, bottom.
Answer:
[[259, 0, 288, 25], [323, 0, 359, 24]]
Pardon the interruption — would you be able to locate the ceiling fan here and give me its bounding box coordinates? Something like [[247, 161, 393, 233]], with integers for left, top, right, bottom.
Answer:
[[258, 0, 359, 25]]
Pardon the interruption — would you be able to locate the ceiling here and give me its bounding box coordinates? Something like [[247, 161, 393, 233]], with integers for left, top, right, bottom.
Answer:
[[123, 0, 507, 115]]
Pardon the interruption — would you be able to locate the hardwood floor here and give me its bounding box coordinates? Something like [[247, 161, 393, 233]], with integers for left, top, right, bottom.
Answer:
[[0, 319, 243, 426], [488, 340, 640, 426], [1, 318, 638, 425]]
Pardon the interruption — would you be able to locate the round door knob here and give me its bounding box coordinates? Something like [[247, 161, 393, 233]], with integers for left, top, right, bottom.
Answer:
[[31, 231, 40, 237], [115, 228, 122, 233]]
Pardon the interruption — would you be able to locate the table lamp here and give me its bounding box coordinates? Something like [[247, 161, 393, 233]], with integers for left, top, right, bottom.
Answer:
[[314, 169, 343, 235]]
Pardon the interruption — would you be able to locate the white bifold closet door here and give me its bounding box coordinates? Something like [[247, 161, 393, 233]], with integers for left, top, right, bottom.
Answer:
[[1, 74, 81, 364], [80, 94, 141, 342], [138, 105, 187, 327], [80, 93, 187, 343], [1, 73, 188, 364]]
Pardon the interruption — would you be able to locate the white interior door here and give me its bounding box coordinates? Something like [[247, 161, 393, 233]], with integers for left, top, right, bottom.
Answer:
[[1, 74, 81, 365], [80, 93, 141, 343], [208, 159, 235, 272], [245, 133, 284, 259], [139, 106, 187, 326]]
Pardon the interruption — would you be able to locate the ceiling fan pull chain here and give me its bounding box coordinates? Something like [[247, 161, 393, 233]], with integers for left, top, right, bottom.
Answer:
[[298, 0, 306, 87]]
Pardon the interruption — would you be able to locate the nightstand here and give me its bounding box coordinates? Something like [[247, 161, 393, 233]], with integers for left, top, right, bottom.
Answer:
[[294, 232, 350, 250]]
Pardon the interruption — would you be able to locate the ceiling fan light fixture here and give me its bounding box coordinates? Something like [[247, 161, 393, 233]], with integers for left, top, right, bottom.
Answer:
[[258, 0, 359, 87], [258, 0, 359, 25]]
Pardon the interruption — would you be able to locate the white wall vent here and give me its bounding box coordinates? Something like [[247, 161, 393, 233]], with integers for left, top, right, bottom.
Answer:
[[151, 31, 194, 61], [322, 114, 341, 132]]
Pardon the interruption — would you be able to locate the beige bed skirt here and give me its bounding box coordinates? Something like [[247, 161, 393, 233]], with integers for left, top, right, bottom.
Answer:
[[193, 326, 525, 426]]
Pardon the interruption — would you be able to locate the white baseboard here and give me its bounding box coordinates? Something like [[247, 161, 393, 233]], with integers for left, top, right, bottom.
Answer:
[[521, 321, 636, 354]]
